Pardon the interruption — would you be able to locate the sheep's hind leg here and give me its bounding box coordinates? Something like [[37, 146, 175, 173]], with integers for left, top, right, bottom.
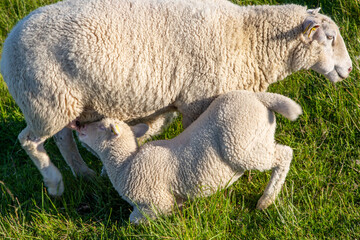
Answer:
[[256, 144, 293, 210], [18, 126, 64, 196], [136, 111, 179, 143], [53, 128, 96, 178]]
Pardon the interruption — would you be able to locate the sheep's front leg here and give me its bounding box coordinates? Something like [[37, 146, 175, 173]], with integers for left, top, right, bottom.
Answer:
[[53, 128, 95, 178], [19, 126, 64, 196], [256, 144, 293, 210]]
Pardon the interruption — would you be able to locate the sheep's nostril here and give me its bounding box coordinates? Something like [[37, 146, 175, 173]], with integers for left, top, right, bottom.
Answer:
[[348, 67, 352, 72]]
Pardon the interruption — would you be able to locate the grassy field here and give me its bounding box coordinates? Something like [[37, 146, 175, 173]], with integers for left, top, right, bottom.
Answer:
[[0, 0, 359, 239]]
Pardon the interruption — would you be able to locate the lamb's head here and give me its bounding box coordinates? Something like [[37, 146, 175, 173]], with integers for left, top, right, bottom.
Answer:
[[78, 118, 148, 156], [297, 8, 352, 83]]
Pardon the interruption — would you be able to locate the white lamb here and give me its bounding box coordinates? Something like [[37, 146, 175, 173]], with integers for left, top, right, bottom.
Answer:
[[78, 90, 302, 223], [0, 0, 351, 196]]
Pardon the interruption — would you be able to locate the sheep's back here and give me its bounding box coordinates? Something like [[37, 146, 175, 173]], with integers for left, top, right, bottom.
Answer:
[[2, 0, 239, 122]]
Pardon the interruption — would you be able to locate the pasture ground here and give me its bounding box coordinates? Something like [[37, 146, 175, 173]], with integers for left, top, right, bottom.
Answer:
[[0, 0, 359, 238]]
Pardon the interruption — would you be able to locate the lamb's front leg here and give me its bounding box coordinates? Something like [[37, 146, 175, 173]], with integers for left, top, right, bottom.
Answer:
[[256, 144, 293, 210], [129, 207, 155, 224]]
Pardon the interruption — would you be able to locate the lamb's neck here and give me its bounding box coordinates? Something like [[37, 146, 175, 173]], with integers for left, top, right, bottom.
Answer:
[[226, 5, 310, 91], [99, 144, 136, 180]]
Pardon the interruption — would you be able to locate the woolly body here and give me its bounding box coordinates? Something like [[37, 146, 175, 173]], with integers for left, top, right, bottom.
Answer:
[[79, 90, 303, 223], [0, 0, 351, 196]]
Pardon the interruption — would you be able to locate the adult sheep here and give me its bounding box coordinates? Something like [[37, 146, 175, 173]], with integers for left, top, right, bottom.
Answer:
[[0, 0, 352, 196]]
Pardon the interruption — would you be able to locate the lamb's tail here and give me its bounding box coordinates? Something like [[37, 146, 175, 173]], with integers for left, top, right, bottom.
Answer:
[[255, 92, 302, 121]]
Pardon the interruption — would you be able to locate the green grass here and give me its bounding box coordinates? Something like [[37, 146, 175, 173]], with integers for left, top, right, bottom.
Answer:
[[0, 0, 359, 238]]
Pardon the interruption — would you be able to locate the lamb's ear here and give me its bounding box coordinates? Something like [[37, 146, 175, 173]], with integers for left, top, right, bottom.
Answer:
[[302, 16, 321, 40], [110, 123, 121, 136], [307, 7, 321, 15], [131, 123, 149, 138]]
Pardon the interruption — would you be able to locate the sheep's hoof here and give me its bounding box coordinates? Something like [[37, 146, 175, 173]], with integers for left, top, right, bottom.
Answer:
[[44, 178, 65, 197], [77, 167, 97, 179], [256, 197, 273, 210]]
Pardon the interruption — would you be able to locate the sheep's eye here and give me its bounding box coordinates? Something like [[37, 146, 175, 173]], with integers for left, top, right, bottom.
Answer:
[[327, 35, 334, 40], [98, 125, 106, 131]]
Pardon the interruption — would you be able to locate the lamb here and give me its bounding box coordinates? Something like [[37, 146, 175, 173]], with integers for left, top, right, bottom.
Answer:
[[0, 0, 352, 196], [78, 90, 303, 223]]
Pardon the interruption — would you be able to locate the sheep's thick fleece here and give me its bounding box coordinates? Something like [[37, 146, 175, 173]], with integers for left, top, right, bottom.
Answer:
[[0, 0, 352, 196], [79, 90, 303, 223]]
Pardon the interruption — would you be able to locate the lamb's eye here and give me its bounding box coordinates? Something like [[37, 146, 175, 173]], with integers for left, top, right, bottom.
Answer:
[[98, 125, 106, 131], [327, 35, 334, 40]]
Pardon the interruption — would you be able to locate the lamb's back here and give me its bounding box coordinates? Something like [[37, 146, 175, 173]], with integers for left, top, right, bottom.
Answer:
[[212, 91, 277, 170]]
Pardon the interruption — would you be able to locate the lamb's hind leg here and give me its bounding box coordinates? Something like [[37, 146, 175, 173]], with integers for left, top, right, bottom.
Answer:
[[53, 128, 95, 178], [256, 144, 293, 210], [18, 126, 64, 196], [129, 207, 152, 225], [129, 203, 173, 224], [129, 194, 175, 224]]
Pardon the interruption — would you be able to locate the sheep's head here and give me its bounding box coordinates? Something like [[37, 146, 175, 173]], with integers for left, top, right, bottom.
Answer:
[[78, 118, 148, 155], [301, 8, 352, 83]]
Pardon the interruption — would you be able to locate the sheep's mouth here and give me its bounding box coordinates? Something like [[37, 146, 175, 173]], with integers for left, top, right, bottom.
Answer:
[[334, 67, 348, 80], [336, 70, 346, 80], [328, 69, 346, 83]]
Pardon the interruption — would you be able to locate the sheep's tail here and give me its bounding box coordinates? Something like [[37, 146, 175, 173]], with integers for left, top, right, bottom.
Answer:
[[254, 92, 303, 121]]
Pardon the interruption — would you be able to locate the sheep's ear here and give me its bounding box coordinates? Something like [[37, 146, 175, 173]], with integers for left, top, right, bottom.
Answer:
[[131, 123, 149, 138], [302, 16, 321, 40], [307, 7, 321, 15], [110, 123, 121, 136]]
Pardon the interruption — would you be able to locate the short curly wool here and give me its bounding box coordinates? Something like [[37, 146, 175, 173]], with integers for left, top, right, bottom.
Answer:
[[0, 0, 351, 196], [79, 90, 303, 223]]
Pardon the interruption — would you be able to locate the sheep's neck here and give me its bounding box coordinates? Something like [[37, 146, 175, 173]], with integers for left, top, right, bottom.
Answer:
[[226, 7, 311, 91]]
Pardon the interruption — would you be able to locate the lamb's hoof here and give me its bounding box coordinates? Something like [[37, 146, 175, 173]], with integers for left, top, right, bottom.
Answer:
[[100, 167, 107, 177], [45, 178, 65, 197], [130, 213, 147, 225], [131, 218, 147, 225], [129, 208, 154, 225]]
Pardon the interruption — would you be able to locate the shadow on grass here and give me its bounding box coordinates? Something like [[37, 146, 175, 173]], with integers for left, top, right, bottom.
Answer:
[[0, 114, 278, 238], [0, 114, 131, 225]]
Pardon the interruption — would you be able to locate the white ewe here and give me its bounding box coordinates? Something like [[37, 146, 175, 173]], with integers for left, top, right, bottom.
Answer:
[[78, 90, 302, 223], [0, 0, 351, 196]]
